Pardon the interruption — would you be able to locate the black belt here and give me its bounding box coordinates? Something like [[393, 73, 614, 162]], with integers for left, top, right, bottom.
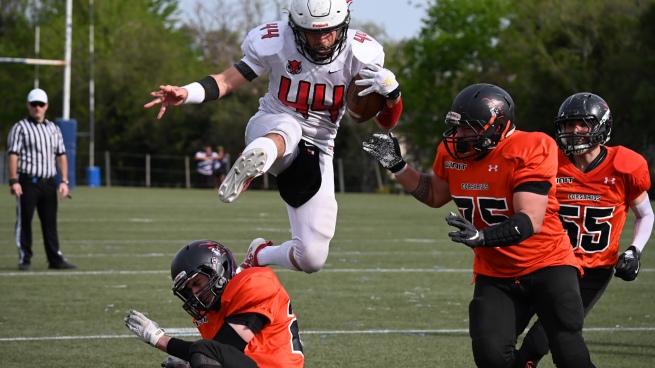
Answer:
[[20, 175, 55, 183]]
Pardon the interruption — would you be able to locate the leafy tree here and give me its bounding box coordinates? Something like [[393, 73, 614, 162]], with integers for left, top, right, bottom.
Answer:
[[394, 0, 513, 170]]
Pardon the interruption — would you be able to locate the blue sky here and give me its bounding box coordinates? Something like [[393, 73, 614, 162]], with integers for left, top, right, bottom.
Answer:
[[178, 0, 429, 41]]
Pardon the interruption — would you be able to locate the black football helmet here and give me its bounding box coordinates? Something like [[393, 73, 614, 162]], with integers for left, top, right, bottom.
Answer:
[[554, 92, 612, 155], [288, 0, 351, 65], [443, 84, 516, 159], [170, 240, 236, 319]]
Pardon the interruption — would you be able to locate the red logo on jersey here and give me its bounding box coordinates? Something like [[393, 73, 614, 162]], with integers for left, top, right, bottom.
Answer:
[[353, 31, 372, 43], [287, 60, 303, 75], [260, 23, 280, 39]]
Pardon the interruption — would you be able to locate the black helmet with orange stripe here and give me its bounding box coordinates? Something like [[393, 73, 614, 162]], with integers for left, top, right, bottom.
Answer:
[[443, 83, 516, 159]]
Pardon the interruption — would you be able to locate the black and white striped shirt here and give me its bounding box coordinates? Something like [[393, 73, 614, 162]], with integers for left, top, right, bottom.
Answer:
[[7, 118, 66, 179]]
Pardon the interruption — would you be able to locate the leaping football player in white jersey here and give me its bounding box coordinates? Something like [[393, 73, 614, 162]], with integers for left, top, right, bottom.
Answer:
[[144, 0, 403, 274]]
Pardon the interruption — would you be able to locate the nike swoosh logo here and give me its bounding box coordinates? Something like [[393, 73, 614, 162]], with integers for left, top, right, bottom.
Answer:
[[328, 70, 341, 74]]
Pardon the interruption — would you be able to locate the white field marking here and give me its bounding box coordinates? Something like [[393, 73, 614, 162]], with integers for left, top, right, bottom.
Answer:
[[0, 238, 446, 244], [0, 268, 476, 277], [1, 268, 654, 277], [0, 250, 454, 259], [2, 327, 654, 342]]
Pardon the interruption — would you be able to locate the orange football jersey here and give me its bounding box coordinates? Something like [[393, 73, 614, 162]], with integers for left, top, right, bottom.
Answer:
[[194, 267, 304, 368], [556, 146, 650, 268], [433, 130, 581, 278]]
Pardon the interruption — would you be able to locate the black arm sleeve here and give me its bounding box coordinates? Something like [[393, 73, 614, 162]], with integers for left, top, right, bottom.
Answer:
[[514, 181, 551, 195], [214, 313, 270, 352], [166, 337, 193, 361], [233, 61, 258, 82], [481, 212, 535, 247]]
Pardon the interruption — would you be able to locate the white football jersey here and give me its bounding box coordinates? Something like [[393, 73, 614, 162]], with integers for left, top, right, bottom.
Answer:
[[240, 21, 385, 153]]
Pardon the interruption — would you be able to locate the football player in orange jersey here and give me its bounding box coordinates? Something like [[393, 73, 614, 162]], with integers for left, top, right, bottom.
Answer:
[[364, 84, 595, 368], [515, 92, 653, 367], [124, 240, 304, 368]]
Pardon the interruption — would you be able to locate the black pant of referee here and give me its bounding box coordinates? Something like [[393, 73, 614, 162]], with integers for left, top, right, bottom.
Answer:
[[15, 176, 73, 269]]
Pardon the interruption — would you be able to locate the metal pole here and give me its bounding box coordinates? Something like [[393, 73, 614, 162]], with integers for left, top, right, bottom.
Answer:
[[33, 0, 41, 88], [89, 0, 95, 167], [63, 0, 72, 119]]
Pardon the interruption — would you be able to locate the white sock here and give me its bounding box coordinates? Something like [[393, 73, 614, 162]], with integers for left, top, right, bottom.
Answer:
[[242, 137, 278, 173], [258, 241, 298, 271]]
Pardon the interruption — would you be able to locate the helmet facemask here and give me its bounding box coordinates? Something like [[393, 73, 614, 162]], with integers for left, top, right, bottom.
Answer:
[[172, 264, 229, 320], [443, 108, 514, 160]]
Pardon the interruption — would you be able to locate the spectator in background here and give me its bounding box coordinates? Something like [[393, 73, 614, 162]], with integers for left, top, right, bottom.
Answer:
[[195, 144, 217, 189], [7, 88, 76, 271], [213, 146, 230, 190]]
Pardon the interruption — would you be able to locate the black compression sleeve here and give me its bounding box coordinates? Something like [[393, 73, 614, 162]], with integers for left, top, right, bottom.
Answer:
[[234, 61, 258, 82], [514, 181, 551, 195], [167, 337, 193, 361], [481, 212, 535, 247], [225, 313, 269, 334], [214, 323, 248, 352]]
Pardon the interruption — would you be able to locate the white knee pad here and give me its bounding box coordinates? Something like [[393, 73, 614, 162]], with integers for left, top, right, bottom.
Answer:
[[245, 112, 303, 175]]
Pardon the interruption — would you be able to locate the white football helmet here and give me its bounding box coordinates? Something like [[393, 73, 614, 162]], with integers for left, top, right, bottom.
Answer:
[[288, 0, 351, 64]]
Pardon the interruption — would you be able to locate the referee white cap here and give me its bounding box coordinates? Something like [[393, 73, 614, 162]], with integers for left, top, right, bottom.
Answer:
[[27, 88, 48, 104]]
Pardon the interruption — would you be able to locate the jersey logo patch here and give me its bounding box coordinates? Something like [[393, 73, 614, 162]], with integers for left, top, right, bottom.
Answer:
[[287, 60, 303, 75], [604, 177, 616, 185]]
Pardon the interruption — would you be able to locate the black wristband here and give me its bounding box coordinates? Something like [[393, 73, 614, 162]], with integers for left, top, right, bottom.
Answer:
[[389, 160, 407, 174], [385, 85, 401, 100], [197, 76, 220, 101], [9, 178, 18, 186]]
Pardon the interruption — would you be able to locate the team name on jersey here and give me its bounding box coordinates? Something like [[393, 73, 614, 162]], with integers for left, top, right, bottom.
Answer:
[[556, 177, 574, 184], [445, 161, 467, 170], [568, 193, 601, 201], [461, 183, 489, 190]]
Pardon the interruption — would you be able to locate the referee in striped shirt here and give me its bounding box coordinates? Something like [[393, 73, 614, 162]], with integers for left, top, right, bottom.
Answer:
[[7, 88, 76, 271]]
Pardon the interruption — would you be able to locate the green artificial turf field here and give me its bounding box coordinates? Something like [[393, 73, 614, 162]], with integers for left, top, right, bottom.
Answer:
[[1, 187, 653, 367]]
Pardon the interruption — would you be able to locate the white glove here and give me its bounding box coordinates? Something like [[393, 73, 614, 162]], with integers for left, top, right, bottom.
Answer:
[[356, 63, 400, 97], [124, 309, 166, 346], [161, 356, 190, 368]]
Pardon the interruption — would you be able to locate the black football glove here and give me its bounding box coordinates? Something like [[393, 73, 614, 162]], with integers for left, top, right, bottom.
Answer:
[[614, 245, 641, 281], [446, 212, 485, 248], [362, 132, 406, 173]]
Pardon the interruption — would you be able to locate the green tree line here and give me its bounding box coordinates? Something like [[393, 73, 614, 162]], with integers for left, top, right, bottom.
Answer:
[[1, 0, 653, 190]]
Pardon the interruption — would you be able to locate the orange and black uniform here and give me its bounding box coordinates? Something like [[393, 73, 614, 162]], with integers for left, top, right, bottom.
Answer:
[[173, 267, 304, 368], [433, 131, 593, 368], [519, 145, 650, 364]]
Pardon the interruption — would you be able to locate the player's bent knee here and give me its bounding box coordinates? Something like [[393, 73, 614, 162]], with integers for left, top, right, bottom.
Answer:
[[189, 340, 224, 368], [294, 241, 329, 274]]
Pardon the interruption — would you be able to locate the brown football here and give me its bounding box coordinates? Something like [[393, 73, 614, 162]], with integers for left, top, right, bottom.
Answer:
[[345, 74, 386, 124]]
